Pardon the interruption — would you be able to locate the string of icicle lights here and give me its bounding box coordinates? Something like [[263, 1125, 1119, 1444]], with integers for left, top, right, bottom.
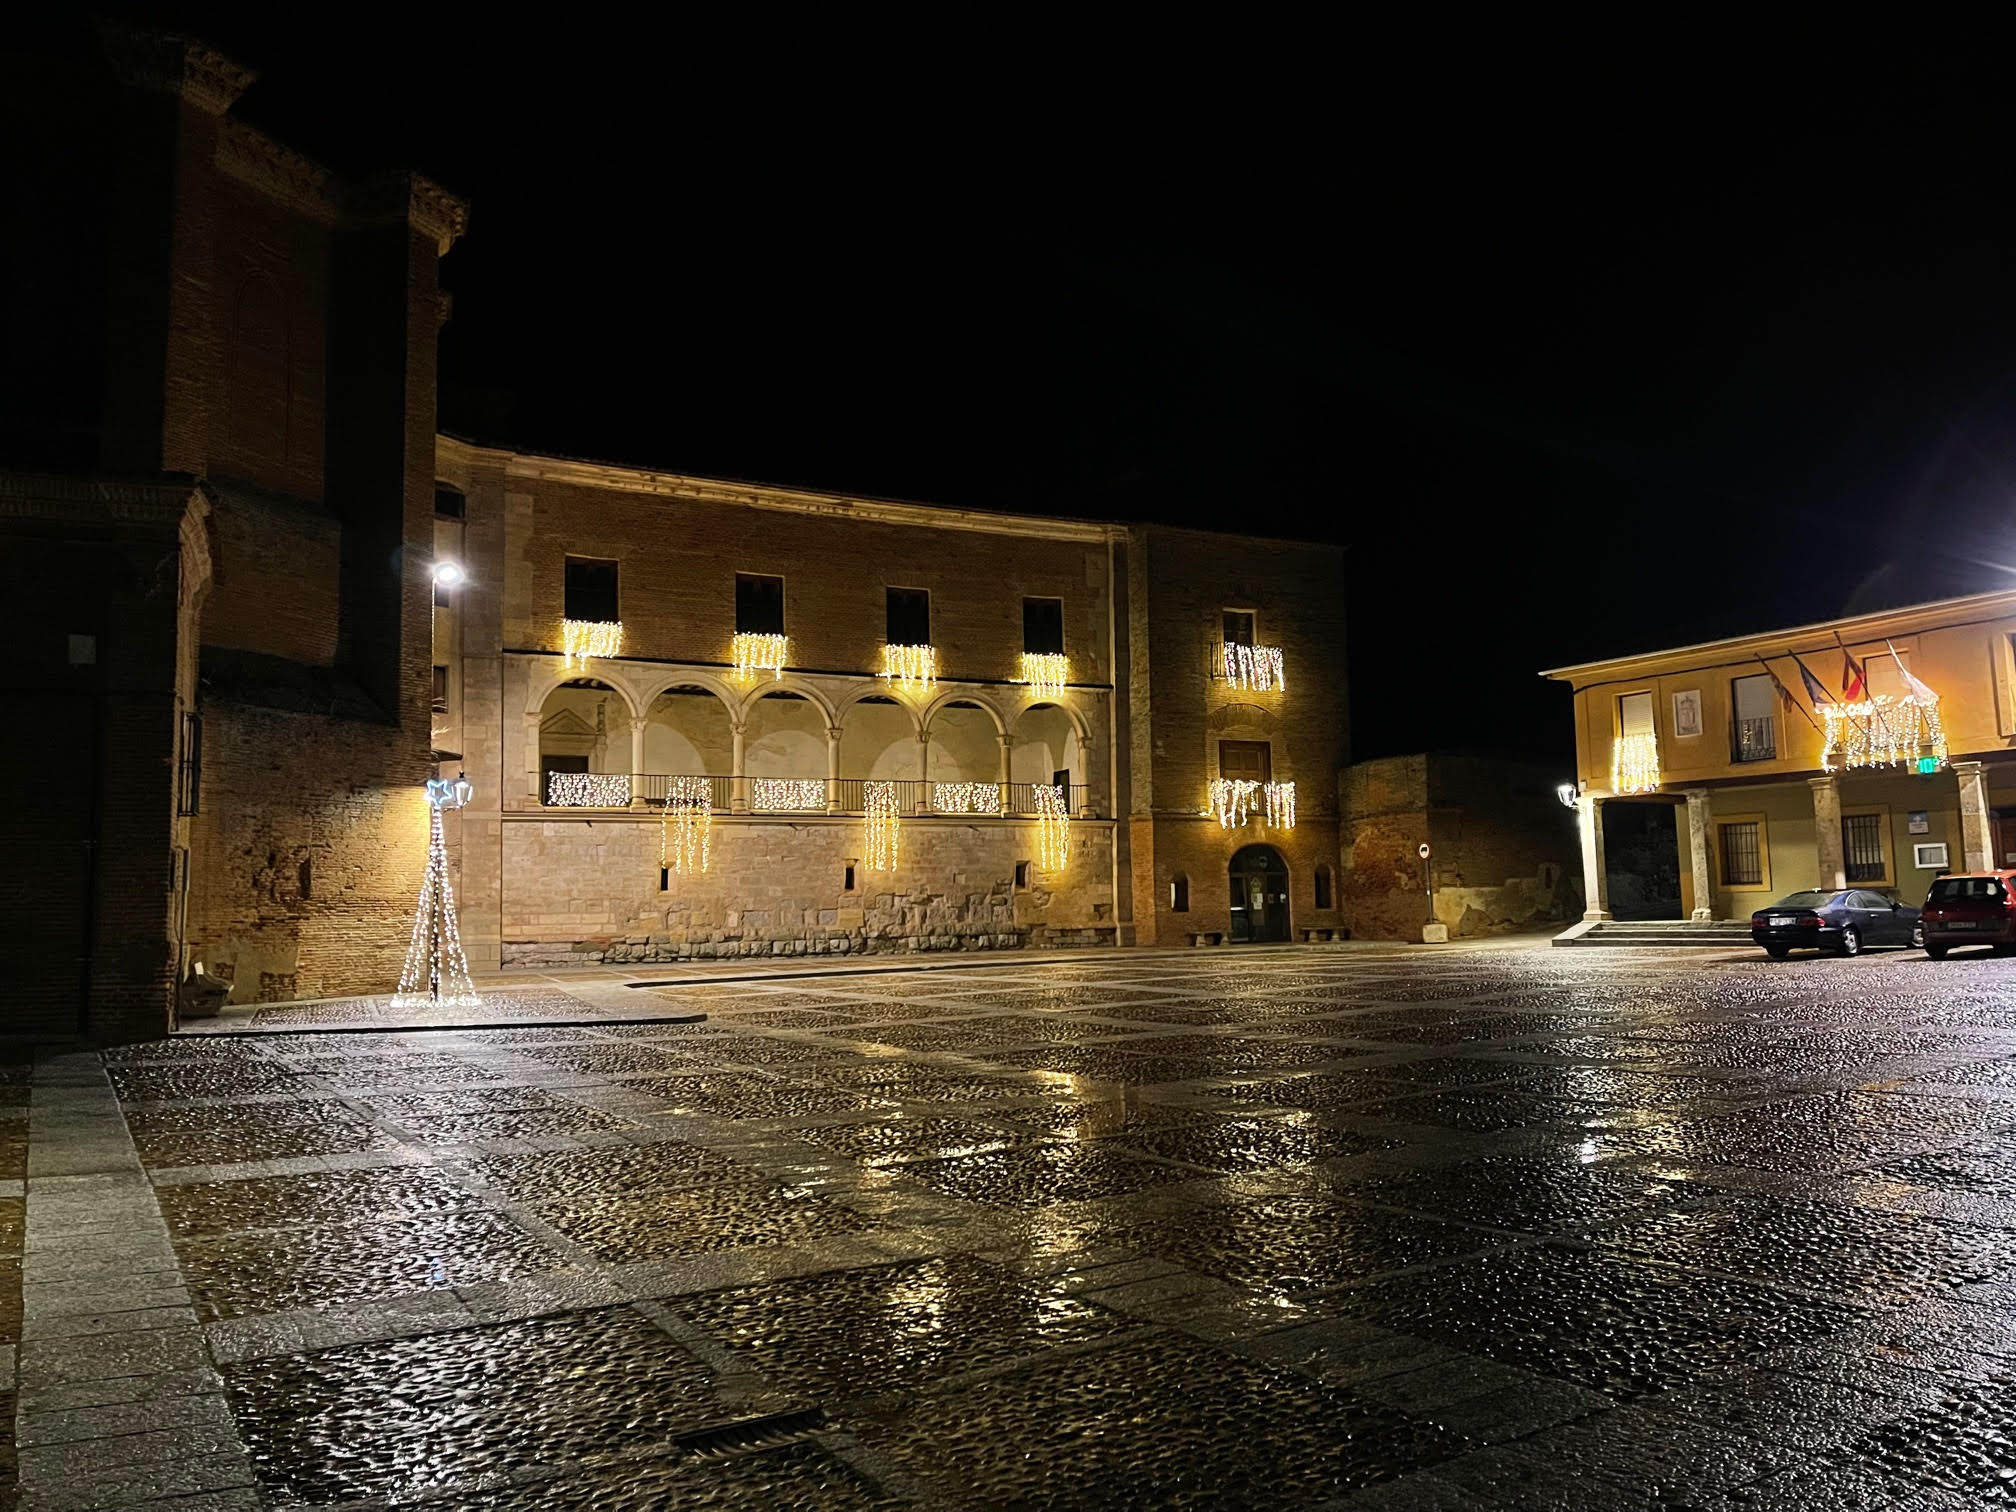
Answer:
[[863, 781, 902, 870], [1221, 643, 1285, 692], [1611, 732, 1661, 794], [1821, 695, 1948, 773], [545, 772, 631, 807], [391, 804, 480, 1009], [560, 619, 622, 669], [934, 782, 1002, 814], [1207, 779, 1297, 829], [1035, 782, 1071, 871], [881, 643, 936, 691], [732, 632, 788, 681], [1019, 652, 1068, 700], [660, 776, 712, 875], [750, 778, 825, 811]]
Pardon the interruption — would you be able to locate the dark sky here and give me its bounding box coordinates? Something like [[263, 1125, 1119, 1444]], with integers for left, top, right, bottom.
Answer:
[[125, 9, 2016, 765]]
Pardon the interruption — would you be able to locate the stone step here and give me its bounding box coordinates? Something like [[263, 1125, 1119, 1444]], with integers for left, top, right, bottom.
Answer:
[[1556, 921, 1754, 948]]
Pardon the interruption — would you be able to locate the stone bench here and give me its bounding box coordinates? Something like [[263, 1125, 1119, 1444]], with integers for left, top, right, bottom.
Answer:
[[1187, 931, 1224, 947], [1300, 928, 1342, 943]]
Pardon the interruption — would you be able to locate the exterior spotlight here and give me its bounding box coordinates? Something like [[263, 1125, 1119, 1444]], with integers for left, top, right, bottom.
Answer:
[[432, 560, 466, 589], [1556, 782, 1580, 810]]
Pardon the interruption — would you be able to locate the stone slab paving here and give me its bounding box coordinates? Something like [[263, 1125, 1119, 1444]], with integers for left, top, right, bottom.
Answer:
[[25, 944, 2016, 1505]]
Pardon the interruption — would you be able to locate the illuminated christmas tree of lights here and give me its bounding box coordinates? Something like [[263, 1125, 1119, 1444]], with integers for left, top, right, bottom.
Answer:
[[391, 799, 480, 1009]]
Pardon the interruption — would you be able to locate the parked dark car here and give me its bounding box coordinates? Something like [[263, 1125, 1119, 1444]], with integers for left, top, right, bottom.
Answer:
[[1750, 888, 1923, 959], [1920, 871, 2016, 958]]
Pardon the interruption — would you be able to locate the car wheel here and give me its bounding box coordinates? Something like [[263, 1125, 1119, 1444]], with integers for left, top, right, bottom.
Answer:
[[1837, 926, 1861, 958], [1765, 946, 1790, 960], [1926, 944, 1950, 960], [1910, 923, 1926, 949]]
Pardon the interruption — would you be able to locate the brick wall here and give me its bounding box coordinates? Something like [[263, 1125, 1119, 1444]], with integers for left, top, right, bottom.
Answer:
[[499, 814, 1117, 963]]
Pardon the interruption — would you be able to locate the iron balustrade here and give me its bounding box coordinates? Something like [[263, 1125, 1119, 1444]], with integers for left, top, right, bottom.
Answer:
[[1733, 716, 1776, 763], [551, 776, 1094, 816]]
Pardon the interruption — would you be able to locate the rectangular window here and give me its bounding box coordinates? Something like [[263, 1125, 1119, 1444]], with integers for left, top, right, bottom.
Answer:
[[736, 573, 785, 634], [1222, 610, 1255, 645], [886, 586, 930, 645], [432, 666, 449, 713], [1731, 674, 1776, 762], [176, 711, 202, 816], [433, 485, 465, 519], [1915, 842, 1952, 871], [1720, 820, 1762, 887], [1218, 740, 1272, 782], [1170, 875, 1190, 912], [1842, 812, 1886, 882], [564, 557, 619, 623], [1014, 860, 1031, 888], [1618, 690, 1655, 737], [1022, 597, 1064, 655]]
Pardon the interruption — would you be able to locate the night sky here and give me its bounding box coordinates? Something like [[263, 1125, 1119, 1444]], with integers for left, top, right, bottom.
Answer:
[[115, 10, 2016, 765]]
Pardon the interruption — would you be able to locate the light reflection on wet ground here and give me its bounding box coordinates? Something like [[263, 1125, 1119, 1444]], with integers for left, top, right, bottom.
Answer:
[[52, 946, 2016, 1506]]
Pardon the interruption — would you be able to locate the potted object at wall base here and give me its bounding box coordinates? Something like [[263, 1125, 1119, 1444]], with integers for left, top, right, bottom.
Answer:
[[178, 961, 232, 1020]]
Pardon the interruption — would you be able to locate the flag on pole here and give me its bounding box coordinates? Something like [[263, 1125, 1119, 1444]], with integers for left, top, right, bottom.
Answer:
[[1756, 657, 1822, 733], [1788, 651, 1835, 708], [1834, 634, 1866, 701], [1886, 641, 1937, 703]]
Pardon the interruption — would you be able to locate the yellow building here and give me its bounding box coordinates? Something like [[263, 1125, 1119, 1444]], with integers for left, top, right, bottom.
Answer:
[[1543, 589, 2016, 924]]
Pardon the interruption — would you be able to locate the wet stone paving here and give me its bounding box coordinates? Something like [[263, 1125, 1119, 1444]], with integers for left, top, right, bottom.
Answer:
[[24, 947, 2016, 1507]]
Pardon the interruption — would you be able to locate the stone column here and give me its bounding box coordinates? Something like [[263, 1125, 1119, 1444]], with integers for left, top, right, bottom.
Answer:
[[1810, 775, 1845, 891], [997, 731, 1014, 786], [1683, 788, 1716, 921], [628, 717, 650, 807], [523, 711, 543, 804], [916, 729, 934, 812], [730, 720, 748, 813], [1076, 735, 1098, 816], [1955, 760, 1993, 871], [1578, 795, 1611, 920], [826, 725, 844, 813]]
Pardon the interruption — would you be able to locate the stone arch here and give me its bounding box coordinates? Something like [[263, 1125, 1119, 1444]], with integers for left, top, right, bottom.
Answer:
[[1011, 702, 1083, 788], [642, 683, 735, 776], [524, 660, 643, 723], [538, 678, 629, 773], [735, 675, 836, 729], [839, 693, 922, 780], [632, 668, 741, 721], [833, 681, 923, 731], [744, 688, 829, 779], [922, 689, 1008, 737], [925, 698, 1002, 783]]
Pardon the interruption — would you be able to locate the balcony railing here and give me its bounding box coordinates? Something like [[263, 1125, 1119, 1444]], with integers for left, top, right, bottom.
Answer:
[[1733, 716, 1776, 763], [553, 775, 1094, 817]]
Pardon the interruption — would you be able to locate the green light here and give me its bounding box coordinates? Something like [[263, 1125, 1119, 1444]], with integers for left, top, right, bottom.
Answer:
[[1916, 756, 1940, 774]]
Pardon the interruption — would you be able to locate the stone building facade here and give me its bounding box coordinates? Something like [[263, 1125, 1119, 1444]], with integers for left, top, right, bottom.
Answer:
[[2, 26, 464, 1038], [4, 25, 1350, 1037], [432, 448, 1347, 965]]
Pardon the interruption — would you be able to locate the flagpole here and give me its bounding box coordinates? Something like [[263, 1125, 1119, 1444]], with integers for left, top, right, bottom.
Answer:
[[1754, 655, 1823, 735]]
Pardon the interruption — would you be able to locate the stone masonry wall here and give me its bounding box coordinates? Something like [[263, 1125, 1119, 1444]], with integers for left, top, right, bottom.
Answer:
[[498, 815, 1117, 964]]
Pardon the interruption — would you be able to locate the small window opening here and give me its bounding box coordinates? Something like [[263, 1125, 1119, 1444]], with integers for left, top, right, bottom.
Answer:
[[564, 557, 619, 622], [298, 858, 313, 900], [844, 864, 857, 891], [1314, 864, 1333, 909], [434, 485, 466, 519], [1022, 597, 1064, 655], [1171, 873, 1190, 912], [432, 666, 449, 713], [886, 586, 931, 644], [1014, 860, 1031, 888], [736, 573, 786, 634]]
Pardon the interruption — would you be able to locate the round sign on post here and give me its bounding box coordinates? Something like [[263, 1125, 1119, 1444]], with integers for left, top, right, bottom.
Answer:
[[1417, 842, 1431, 859]]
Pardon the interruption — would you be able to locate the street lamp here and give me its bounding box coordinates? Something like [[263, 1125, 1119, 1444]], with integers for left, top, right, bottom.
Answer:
[[1556, 782, 1580, 810], [431, 560, 467, 589]]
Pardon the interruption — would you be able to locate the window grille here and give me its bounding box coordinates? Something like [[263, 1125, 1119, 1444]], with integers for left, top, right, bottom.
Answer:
[[1721, 821, 1762, 887], [1842, 812, 1885, 882], [177, 711, 202, 816]]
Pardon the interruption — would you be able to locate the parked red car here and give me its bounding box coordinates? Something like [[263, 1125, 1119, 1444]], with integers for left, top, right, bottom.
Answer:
[[1920, 870, 2016, 958]]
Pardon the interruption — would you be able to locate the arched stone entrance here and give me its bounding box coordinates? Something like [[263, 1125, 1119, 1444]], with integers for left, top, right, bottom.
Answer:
[[1229, 844, 1290, 943]]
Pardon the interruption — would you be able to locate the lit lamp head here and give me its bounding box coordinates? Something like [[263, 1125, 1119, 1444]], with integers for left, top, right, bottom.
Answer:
[[431, 560, 467, 589], [1556, 782, 1580, 810], [426, 772, 474, 810]]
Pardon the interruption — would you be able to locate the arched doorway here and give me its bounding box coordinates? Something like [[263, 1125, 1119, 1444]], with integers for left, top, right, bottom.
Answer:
[[1229, 845, 1290, 942]]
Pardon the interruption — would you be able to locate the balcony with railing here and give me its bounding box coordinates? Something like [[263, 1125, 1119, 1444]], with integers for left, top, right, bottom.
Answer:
[[543, 774, 1095, 817], [1733, 716, 1776, 763]]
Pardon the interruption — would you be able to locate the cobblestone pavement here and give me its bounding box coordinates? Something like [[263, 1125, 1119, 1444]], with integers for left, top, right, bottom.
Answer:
[[22, 943, 2016, 1507]]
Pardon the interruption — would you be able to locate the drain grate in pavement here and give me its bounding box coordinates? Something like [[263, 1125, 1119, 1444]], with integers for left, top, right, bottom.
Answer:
[[673, 1406, 829, 1459]]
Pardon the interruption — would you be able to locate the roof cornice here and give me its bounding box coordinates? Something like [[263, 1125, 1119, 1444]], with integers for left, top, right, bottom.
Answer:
[[96, 24, 256, 115], [443, 439, 1125, 545], [1540, 587, 2016, 684]]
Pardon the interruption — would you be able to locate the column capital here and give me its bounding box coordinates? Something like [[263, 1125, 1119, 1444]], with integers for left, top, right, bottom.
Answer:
[[1807, 773, 1840, 791], [1682, 786, 1711, 801], [629, 715, 650, 732], [827, 726, 846, 743], [1952, 758, 1986, 775]]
